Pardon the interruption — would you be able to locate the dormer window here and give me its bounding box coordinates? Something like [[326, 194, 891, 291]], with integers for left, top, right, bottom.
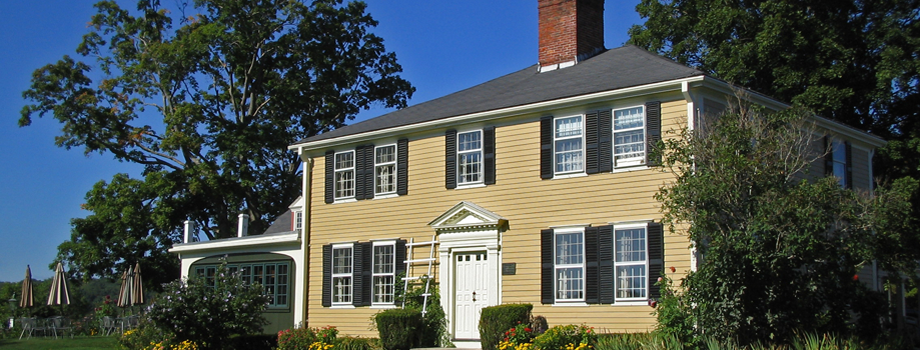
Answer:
[[294, 211, 303, 232]]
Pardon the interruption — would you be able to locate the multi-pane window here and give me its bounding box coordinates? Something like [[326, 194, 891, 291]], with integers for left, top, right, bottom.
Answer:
[[294, 211, 303, 232], [830, 140, 848, 188], [375, 145, 397, 195], [195, 262, 290, 307], [372, 242, 396, 304], [554, 229, 585, 301], [334, 151, 355, 199], [457, 131, 483, 184], [613, 106, 645, 167], [615, 227, 648, 300], [554, 116, 584, 174], [332, 245, 354, 304]]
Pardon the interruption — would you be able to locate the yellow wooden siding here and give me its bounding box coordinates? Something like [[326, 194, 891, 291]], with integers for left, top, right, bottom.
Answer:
[[305, 99, 695, 336]]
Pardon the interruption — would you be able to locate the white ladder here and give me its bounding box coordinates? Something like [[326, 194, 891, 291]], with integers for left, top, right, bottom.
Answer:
[[402, 235, 438, 316]]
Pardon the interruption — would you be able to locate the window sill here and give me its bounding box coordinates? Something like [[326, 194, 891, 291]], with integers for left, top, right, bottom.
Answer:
[[455, 183, 486, 190], [613, 301, 649, 306], [329, 305, 356, 309], [551, 302, 589, 307], [552, 172, 587, 180], [333, 198, 357, 204], [611, 165, 650, 173], [370, 304, 398, 309], [373, 194, 399, 200]]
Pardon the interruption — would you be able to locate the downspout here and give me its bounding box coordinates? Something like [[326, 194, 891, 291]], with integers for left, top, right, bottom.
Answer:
[[300, 149, 313, 328], [682, 81, 700, 272]]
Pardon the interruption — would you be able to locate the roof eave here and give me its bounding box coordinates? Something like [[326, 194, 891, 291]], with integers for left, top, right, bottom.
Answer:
[[289, 75, 708, 153]]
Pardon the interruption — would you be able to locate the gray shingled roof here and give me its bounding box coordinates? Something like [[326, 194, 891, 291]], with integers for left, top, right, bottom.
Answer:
[[262, 210, 293, 235], [294, 45, 704, 145]]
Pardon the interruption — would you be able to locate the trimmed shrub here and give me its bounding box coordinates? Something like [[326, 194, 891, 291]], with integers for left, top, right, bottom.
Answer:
[[479, 304, 533, 350], [375, 308, 423, 350]]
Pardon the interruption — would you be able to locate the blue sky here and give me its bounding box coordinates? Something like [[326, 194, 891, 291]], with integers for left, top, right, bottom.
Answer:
[[0, 0, 643, 283]]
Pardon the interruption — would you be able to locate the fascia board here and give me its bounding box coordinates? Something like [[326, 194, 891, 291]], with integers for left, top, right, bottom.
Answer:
[[168, 232, 301, 254]]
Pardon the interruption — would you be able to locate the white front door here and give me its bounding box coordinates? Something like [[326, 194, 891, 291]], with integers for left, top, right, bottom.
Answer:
[[454, 251, 491, 340]]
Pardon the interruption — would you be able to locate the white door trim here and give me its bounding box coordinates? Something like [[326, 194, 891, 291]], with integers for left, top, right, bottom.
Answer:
[[429, 201, 505, 344]]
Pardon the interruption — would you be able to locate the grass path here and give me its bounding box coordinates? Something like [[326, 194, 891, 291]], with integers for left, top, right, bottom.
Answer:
[[0, 336, 119, 349]]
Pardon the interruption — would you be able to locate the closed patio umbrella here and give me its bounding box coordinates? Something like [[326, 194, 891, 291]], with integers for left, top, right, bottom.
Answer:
[[20, 265, 33, 310], [47, 262, 70, 314], [117, 266, 134, 309], [131, 263, 144, 306]]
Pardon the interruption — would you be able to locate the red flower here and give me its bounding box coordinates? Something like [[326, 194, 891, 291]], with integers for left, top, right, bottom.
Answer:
[[524, 327, 532, 332], [669, 266, 676, 273], [650, 300, 658, 308], [852, 274, 859, 281], [505, 331, 509, 335]]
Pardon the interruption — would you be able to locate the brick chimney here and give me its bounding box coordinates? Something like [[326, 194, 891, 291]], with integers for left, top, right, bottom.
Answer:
[[538, 0, 605, 72]]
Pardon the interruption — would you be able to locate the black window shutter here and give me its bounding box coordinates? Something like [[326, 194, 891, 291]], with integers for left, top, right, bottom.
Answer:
[[395, 239, 407, 278], [647, 223, 664, 299], [322, 244, 332, 306], [597, 225, 614, 304], [364, 145, 375, 199], [397, 138, 409, 195], [541, 228, 555, 304], [445, 129, 457, 189], [585, 111, 600, 174], [845, 141, 853, 189], [540, 116, 554, 179], [352, 242, 372, 306], [598, 110, 613, 173], [324, 151, 335, 204], [584, 226, 599, 304], [354, 146, 367, 200], [824, 136, 833, 176], [645, 101, 662, 166], [484, 127, 496, 185]]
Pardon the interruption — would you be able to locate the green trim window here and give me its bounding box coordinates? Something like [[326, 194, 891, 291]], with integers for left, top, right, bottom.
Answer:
[[194, 262, 291, 308]]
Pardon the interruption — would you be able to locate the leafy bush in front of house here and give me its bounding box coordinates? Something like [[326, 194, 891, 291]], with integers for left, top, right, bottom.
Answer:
[[277, 325, 338, 350], [478, 303, 533, 350], [496, 322, 541, 350], [532, 324, 597, 350], [375, 308, 422, 350], [145, 263, 269, 350], [401, 284, 449, 347], [334, 336, 377, 350], [228, 333, 278, 350]]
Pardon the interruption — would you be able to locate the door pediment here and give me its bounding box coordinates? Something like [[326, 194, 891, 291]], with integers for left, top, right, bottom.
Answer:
[[428, 201, 506, 233]]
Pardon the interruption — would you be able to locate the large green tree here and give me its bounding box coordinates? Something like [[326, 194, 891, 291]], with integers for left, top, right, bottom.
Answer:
[[627, 0, 920, 180], [20, 0, 414, 287], [654, 104, 919, 345]]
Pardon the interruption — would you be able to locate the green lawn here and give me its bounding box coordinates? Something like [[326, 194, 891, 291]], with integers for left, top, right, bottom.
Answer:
[[0, 336, 119, 349]]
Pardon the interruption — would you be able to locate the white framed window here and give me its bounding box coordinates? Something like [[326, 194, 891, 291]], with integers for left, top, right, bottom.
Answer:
[[614, 225, 648, 301], [375, 145, 397, 195], [334, 151, 355, 199], [372, 241, 396, 304], [554, 228, 585, 301], [294, 211, 303, 232], [198, 262, 290, 307], [554, 116, 584, 174], [457, 130, 483, 184], [830, 140, 848, 188], [332, 244, 354, 305], [613, 106, 646, 167]]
